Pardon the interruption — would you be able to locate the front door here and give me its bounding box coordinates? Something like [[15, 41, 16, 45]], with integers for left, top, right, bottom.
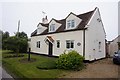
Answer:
[[48, 42, 53, 56]]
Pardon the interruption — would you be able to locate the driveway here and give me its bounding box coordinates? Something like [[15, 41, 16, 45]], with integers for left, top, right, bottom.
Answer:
[[63, 58, 119, 78]]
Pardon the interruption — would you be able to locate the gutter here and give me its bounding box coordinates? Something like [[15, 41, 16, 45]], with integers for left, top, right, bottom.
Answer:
[[83, 29, 86, 57]]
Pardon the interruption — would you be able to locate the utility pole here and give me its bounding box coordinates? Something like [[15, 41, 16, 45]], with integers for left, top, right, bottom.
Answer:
[[17, 20, 20, 38], [16, 20, 20, 56]]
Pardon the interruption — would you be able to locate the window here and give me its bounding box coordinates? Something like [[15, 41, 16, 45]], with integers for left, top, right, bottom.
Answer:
[[71, 20, 75, 28], [56, 40, 60, 48], [36, 41, 40, 48], [99, 42, 101, 52], [36, 42, 38, 47], [66, 40, 74, 49], [67, 20, 75, 29], [50, 24, 55, 32], [67, 20, 71, 29]]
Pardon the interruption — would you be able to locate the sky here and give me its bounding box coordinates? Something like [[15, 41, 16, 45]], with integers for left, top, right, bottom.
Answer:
[[1, 0, 119, 41]]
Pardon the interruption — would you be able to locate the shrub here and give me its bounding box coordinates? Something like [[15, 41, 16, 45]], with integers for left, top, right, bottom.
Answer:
[[4, 54, 24, 58], [56, 50, 84, 70], [37, 60, 56, 70]]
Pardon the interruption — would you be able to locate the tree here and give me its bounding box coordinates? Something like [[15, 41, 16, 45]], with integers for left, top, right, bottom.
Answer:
[[2, 31, 10, 50], [2, 31, 9, 39], [4, 36, 18, 52], [2, 31, 28, 53], [0, 30, 3, 49], [15, 31, 28, 53], [15, 32, 28, 39]]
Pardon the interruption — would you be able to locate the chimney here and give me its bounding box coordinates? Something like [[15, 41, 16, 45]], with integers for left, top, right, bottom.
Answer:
[[42, 16, 48, 24]]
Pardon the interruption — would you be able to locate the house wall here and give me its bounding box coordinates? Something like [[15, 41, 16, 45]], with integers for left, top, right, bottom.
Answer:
[[31, 30, 83, 56], [108, 36, 120, 57], [85, 8, 106, 61]]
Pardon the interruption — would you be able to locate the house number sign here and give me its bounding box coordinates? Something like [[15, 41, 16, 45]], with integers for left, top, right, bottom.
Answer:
[[77, 42, 81, 46]]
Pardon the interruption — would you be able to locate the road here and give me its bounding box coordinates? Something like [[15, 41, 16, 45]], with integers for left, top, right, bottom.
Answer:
[[0, 66, 13, 79]]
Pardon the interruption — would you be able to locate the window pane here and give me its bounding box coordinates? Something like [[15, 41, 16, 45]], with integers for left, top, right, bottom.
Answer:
[[71, 43, 74, 48], [71, 41, 74, 48], [66, 40, 70, 49], [67, 20, 71, 29], [71, 20, 75, 28], [57, 40, 60, 48], [39, 41, 40, 48], [67, 43, 70, 49], [50, 24, 55, 31], [36, 42, 38, 47], [50, 25, 52, 31], [53, 25, 55, 31]]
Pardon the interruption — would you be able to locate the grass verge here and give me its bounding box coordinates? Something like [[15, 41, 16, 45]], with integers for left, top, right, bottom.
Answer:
[[2, 50, 66, 78]]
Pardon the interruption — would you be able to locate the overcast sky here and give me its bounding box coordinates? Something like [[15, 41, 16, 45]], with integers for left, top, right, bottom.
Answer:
[[1, 1, 119, 41]]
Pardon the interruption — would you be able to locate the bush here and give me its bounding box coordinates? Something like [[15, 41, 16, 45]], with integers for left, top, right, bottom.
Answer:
[[4, 54, 24, 58], [37, 60, 56, 70], [56, 50, 84, 70]]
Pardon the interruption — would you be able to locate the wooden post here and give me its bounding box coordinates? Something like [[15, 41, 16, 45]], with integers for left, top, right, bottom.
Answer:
[[28, 48, 31, 61]]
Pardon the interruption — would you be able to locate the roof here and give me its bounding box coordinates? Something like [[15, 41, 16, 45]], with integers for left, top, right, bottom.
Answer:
[[47, 36, 54, 42], [31, 8, 96, 37], [111, 35, 120, 42]]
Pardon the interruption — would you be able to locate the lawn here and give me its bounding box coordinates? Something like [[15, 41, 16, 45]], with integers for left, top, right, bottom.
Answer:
[[2, 50, 69, 78]]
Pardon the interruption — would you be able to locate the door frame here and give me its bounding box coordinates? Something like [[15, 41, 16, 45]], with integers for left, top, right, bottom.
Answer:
[[48, 42, 53, 56]]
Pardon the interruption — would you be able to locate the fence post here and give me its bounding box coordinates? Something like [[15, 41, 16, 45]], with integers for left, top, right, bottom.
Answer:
[[28, 48, 31, 61]]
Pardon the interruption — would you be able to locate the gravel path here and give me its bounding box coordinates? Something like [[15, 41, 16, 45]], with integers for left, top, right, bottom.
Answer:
[[63, 58, 119, 78]]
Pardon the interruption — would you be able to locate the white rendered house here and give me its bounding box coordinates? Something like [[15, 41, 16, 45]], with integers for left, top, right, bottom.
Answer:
[[30, 7, 106, 61]]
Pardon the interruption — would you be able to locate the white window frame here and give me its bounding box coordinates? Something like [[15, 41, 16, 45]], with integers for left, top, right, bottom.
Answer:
[[66, 40, 74, 49], [49, 24, 55, 32], [66, 20, 75, 29], [56, 40, 60, 48], [36, 41, 40, 48]]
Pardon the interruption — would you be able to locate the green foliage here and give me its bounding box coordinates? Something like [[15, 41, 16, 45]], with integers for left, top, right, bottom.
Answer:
[[56, 50, 84, 70], [37, 60, 57, 69], [2, 31, 28, 53], [2, 51, 63, 78], [15, 32, 28, 39], [2, 31, 10, 49], [4, 36, 28, 53], [0, 30, 2, 49], [2, 31, 9, 39]]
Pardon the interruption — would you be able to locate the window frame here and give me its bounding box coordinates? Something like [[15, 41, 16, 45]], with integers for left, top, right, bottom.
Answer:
[[66, 20, 75, 29], [66, 40, 74, 49], [56, 40, 60, 48], [36, 41, 40, 48], [49, 24, 55, 32]]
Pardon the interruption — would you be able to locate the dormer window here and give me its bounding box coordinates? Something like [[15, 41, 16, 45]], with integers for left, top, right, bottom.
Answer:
[[37, 27, 41, 34], [67, 20, 75, 29], [49, 24, 55, 32]]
